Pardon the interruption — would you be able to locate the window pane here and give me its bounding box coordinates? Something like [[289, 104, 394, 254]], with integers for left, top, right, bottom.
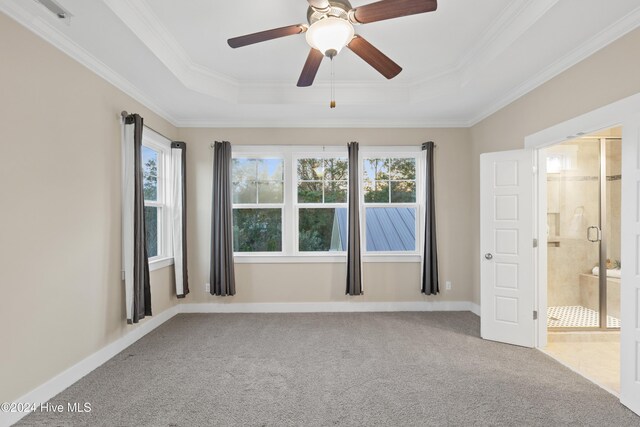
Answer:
[[390, 158, 416, 180], [232, 181, 257, 204], [390, 181, 416, 203], [297, 158, 323, 180], [233, 209, 282, 252], [298, 182, 323, 203], [144, 206, 159, 258], [257, 158, 284, 181], [233, 158, 284, 204], [364, 180, 389, 203], [365, 207, 416, 252], [299, 208, 347, 252], [142, 146, 158, 201], [232, 158, 257, 182], [363, 158, 389, 181], [324, 158, 348, 180], [324, 181, 347, 203], [258, 182, 283, 203]]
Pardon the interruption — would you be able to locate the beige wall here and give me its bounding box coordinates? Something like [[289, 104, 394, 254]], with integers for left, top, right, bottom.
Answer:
[[0, 13, 178, 403], [177, 128, 473, 304], [469, 27, 640, 304]]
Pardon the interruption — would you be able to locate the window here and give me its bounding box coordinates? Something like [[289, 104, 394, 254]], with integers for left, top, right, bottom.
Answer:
[[231, 157, 285, 252], [363, 156, 419, 253], [230, 146, 422, 261], [142, 129, 173, 263], [296, 157, 348, 252]]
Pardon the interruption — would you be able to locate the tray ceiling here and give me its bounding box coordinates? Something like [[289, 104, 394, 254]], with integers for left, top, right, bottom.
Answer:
[[2, 0, 640, 127]]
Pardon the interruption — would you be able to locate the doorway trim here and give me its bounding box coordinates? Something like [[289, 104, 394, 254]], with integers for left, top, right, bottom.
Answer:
[[524, 92, 640, 349]]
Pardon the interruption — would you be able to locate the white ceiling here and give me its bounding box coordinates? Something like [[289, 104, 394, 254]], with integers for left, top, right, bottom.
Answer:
[[2, 0, 640, 127]]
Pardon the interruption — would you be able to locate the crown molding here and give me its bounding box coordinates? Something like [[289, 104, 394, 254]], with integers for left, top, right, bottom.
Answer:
[[0, 0, 180, 127], [172, 119, 469, 129], [101, 0, 240, 102], [409, 0, 559, 101], [409, 0, 553, 90], [468, 4, 640, 127], [458, 0, 559, 88]]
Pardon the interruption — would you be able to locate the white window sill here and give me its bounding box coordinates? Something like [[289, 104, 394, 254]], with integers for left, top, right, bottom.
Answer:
[[233, 255, 421, 264], [364, 255, 421, 263], [149, 257, 174, 271]]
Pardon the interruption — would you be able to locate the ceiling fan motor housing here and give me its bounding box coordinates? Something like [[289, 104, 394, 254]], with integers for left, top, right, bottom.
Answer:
[[307, 0, 354, 25]]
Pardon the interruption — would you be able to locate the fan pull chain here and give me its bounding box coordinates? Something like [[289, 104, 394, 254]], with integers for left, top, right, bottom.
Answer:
[[330, 57, 336, 109]]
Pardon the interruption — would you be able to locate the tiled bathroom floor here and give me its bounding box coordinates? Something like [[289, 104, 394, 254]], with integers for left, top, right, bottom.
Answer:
[[544, 331, 620, 394], [547, 305, 620, 328]]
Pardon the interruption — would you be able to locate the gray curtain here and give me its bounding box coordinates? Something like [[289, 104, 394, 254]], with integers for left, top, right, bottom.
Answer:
[[126, 113, 152, 323], [346, 141, 363, 296], [421, 141, 439, 295], [171, 141, 189, 298], [210, 141, 236, 296]]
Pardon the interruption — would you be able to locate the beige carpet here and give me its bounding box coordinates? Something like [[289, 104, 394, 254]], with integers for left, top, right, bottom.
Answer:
[[16, 312, 640, 426]]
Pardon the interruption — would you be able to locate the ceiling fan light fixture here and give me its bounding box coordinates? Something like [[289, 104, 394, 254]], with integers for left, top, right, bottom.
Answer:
[[305, 17, 354, 58]]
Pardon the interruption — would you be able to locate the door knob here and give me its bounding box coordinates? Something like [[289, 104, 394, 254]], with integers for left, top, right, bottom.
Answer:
[[485, 253, 493, 260]]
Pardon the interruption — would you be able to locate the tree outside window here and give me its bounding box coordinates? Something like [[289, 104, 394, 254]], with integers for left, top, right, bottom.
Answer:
[[231, 158, 284, 253]]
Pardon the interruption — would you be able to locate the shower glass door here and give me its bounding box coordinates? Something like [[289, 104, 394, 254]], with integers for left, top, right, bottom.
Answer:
[[546, 138, 603, 329]]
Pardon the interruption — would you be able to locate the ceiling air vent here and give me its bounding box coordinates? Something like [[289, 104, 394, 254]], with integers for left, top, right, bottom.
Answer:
[[33, 0, 72, 23]]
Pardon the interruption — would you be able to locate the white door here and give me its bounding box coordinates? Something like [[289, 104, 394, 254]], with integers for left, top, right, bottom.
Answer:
[[621, 115, 640, 416], [480, 150, 535, 348]]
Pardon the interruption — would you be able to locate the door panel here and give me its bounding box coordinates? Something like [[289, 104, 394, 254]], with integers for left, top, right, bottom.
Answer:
[[621, 115, 640, 415], [481, 150, 535, 348]]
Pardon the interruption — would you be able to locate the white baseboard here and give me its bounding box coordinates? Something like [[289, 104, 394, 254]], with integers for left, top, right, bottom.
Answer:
[[2, 300, 478, 427], [469, 302, 481, 317], [1, 305, 180, 427], [181, 301, 479, 314]]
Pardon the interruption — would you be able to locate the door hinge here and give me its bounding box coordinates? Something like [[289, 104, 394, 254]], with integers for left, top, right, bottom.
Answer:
[[533, 238, 538, 248], [533, 310, 538, 320]]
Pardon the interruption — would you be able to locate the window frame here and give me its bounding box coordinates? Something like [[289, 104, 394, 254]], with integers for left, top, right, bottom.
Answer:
[[142, 127, 174, 270], [360, 147, 423, 257], [231, 145, 423, 263], [231, 152, 287, 256], [293, 152, 349, 256]]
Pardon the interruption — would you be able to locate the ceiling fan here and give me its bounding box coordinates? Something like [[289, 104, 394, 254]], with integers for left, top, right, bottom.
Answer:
[[227, 0, 438, 87]]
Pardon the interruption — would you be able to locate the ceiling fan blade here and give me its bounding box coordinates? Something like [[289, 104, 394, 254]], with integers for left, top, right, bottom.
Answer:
[[347, 35, 402, 79], [297, 48, 324, 87], [228, 25, 306, 48], [351, 0, 437, 24], [307, 0, 331, 10]]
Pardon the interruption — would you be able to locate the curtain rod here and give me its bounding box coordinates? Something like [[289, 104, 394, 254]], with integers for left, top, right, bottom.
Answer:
[[209, 144, 438, 151], [121, 111, 174, 142]]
